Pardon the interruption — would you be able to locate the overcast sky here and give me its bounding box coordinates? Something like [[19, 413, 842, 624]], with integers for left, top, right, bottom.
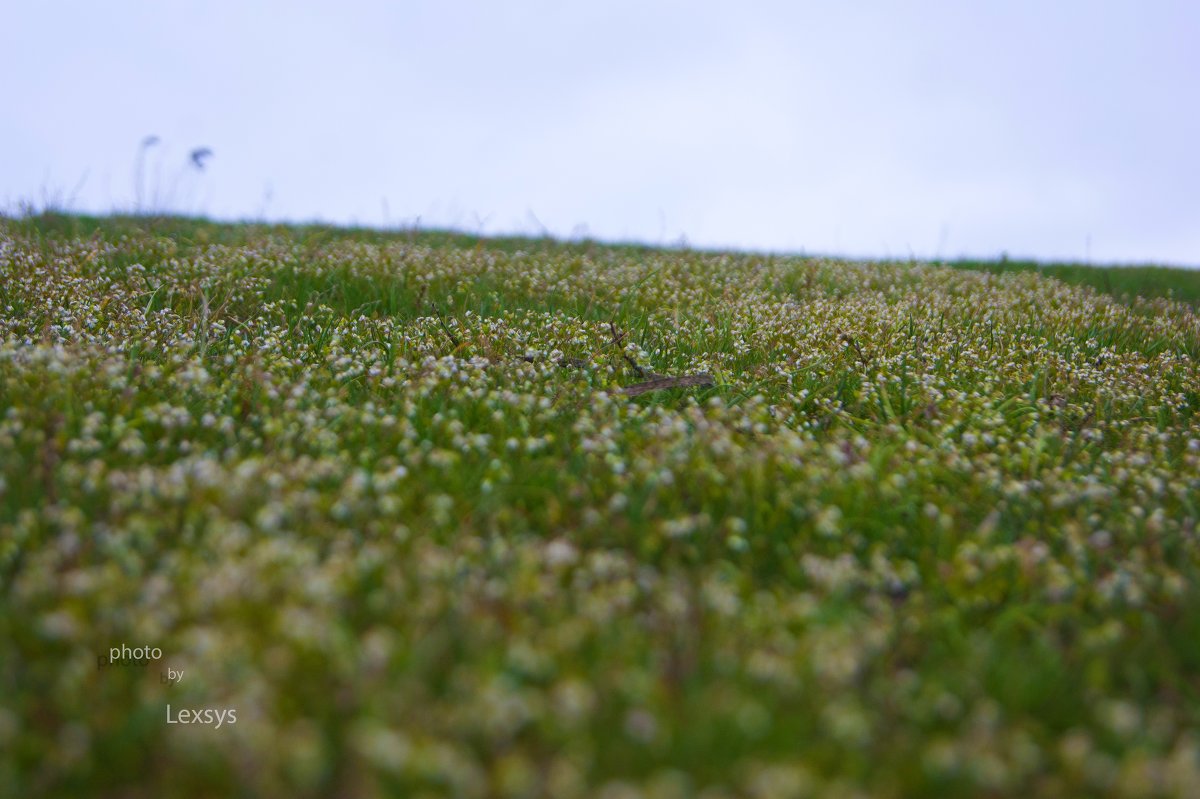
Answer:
[[3, 1, 1198, 265]]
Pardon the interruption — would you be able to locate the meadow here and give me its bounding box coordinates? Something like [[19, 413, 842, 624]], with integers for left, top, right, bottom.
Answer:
[[2, 213, 1199, 798]]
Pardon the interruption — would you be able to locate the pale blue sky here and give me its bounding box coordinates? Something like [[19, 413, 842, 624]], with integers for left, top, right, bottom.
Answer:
[[3, 1, 1198, 265]]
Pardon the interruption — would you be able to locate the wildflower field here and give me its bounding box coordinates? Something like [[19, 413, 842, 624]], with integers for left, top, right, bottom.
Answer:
[[2, 214, 1200, 798]]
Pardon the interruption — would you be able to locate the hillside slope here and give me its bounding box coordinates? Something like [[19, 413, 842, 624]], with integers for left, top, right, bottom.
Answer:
[[2, 216, 1199, 798]]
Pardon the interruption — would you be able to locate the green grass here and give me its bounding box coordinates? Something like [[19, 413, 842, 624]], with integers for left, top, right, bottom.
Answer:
[[2, 213, 1199, 798], [18, 211, 1200, 305], [947, 256, 1200, 306]]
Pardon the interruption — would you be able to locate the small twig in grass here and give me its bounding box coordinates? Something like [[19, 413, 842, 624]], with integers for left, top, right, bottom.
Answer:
[[429, 303, 461, 349], [620, 373, 715, 397], [608, 320, 661, 379], [837, 327, 870, 368], [603, 319, 710, 396]]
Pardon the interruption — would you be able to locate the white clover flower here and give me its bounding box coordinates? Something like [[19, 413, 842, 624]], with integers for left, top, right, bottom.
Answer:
[[544, 539, 579, 568]]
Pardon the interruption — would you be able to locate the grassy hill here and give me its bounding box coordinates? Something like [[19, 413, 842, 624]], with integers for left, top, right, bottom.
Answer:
[[3, 214, 1199, 798]]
